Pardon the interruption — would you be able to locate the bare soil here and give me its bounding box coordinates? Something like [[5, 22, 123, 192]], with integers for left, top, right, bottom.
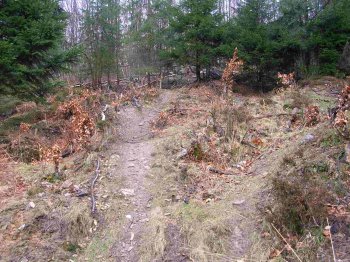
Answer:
[[109, 91, 176, 261]]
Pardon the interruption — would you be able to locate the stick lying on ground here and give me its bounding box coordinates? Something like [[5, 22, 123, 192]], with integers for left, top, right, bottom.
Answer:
[[208, 166, 238, 176], [91, 158, 100, 215], [271, 223, 302, 262], [327, 217, 337, 262]]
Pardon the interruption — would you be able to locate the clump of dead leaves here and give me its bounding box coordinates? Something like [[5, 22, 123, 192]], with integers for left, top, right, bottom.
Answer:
[[6, 89, 101, 171], [57, 93, 96, 147], [277, 72, 296, 88], [334, 85, 350, 138], [222, 48, 244, 91], [305, 105, 320, 126]]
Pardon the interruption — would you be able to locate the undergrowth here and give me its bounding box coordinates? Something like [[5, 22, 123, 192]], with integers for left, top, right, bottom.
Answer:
[[266, 124, 350, 260]]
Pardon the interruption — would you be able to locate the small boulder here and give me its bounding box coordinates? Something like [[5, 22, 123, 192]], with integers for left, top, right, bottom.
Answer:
[[177, 148, 188, 159], [302, 134, 315, 144], [121, 188, 135, 196], [183, 196, 190, 204], [18, 224, 26, 231], [61, 180, 73, 189], [232, 199, 245, 205]]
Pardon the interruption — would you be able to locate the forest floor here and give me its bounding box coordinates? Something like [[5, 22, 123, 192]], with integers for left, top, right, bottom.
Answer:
[[80, 87, 269, 262], [1, 76, 350, 262]]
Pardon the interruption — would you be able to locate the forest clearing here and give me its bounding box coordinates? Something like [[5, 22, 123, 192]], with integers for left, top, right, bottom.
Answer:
[[1, 0, 350, 261]]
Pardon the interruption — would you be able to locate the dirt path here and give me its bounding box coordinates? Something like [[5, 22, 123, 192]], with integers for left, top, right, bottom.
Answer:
[[111, 91, 175, 261], [82, 88, 271, 261]]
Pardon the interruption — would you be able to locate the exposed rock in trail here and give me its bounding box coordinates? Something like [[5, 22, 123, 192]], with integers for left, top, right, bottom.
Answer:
[[121, 188, 135, 197]]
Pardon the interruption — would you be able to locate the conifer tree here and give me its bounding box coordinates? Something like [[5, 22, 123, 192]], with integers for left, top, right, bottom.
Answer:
[[0, 0, 79, 99], [164, 0, 224, 81]]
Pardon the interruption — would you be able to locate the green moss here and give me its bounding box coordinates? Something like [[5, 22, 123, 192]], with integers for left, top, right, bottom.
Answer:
[[283, 103, 293, 110], [320, 131, 342, 147], [43, 173, 63, 183], [63, 241, 80, 253], [304, 162, 329, 174], [192, 142, 204, 161], [310, 227, 326, 245], [96, 120, 109, 131]]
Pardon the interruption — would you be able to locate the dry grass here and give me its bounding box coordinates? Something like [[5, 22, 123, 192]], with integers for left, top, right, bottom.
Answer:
[[62, 203, 93, 242], [174, 202, 232, 262], [143, 80, 350, 261], [140, 86, 271, 261], [139, 207, 167, 261], [261, 120, 350, 261]]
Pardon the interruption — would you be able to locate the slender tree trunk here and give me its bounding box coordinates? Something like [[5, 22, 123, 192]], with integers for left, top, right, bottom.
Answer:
[[196, 65, 201, 82], [147, 72, 151, 88], [195, 51, 201, 81]]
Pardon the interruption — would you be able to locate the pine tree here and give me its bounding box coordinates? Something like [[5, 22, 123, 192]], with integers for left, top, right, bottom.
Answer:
[[163, 0, 224, 81], [228, 0, 277, 90], [307, 0, 350, 75], [0, 0, 79, 99]]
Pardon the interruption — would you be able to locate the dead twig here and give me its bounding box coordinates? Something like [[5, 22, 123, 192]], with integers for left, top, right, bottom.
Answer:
[[271, 223, 302, 262], [249, 113, 295, 121], [327, 217, 337, 262], [239, 128, 259, 149], [240, 129, 249, 143], [91, 158, 100, 215], [208, 166, 238, 176], [241, 140, 259, 149]]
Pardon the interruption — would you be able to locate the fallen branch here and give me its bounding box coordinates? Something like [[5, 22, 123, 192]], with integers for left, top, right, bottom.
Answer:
[[208, 166, 238, 176], [91, 158, 100, 215], [327, 217, 337, 262], [241, 140, 259, 149], [271, 224, 302, 262]]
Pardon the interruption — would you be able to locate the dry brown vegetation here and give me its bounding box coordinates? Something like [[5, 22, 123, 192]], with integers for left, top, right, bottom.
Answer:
[[0, 84, 159, 261], [144, 77, 350, 261]]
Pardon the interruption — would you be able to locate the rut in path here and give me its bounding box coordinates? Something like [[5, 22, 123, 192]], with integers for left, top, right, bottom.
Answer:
[[112, 91, 173, 261]]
